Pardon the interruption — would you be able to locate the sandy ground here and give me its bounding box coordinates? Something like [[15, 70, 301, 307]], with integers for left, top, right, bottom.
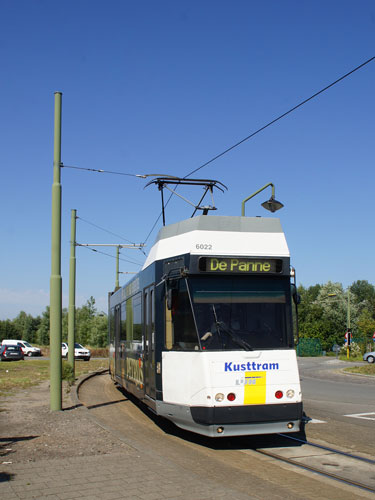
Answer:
[[0, 375, 131, 466]]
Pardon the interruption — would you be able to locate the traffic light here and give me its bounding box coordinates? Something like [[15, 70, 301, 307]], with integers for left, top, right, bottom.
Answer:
[[347, 329, 352, 346]]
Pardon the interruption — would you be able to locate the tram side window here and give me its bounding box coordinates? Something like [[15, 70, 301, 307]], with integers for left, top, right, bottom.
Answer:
[[120, 302, 126, 341], [126, 298, 133, 342], [109, 307, 115, 344], [125, 293, 142, 352], [169, 280, 199, 350], [151, 289, 155, 340], [133, 293, 142, 341]]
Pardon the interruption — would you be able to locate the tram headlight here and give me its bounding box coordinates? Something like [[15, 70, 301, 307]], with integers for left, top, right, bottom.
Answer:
[[286, 389, 295, 399], [215, 393, 224, 402]]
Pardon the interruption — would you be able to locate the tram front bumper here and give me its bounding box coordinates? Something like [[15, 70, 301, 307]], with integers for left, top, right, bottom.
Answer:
[[190, 402, 303, 425], [156, 400, 303, 437]]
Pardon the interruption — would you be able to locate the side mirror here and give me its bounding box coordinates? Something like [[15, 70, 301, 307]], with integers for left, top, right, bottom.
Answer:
[[291, 284, 301, 305], [167, 289, 173, 310], [293, 293, 301, 305]]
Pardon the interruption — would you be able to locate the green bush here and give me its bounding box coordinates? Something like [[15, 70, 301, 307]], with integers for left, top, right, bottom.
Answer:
[[339, 341, 363, 361], [62, 361, 75, 385]]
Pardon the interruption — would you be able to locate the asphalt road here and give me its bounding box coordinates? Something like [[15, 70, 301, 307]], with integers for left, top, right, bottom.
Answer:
[[298, 356, 375, 455]]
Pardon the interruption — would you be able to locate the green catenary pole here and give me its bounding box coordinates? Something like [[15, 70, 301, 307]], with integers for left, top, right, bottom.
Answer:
[[50, 92, 63, 411], [115, 245, 120, 290], [347, 289, 351, 360], [68, 209, 77, 375]]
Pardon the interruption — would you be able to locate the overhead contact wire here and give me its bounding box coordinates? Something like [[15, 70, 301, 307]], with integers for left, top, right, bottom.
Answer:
[[143, 55, 375, 242], [77, 244, 142, 266], [77, 216, 136, 245], [186, 55, 375, 178]]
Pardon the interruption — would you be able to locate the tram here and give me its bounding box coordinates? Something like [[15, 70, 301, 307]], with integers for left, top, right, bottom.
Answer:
[[109, 181, 302, 437]]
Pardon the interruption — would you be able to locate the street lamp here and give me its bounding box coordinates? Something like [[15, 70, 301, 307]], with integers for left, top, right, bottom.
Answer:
[[241, 182, 284, 216], [328, 289, 351, 359]]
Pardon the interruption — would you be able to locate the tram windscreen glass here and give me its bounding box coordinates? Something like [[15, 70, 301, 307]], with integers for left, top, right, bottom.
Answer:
[[188, 276, 289, 350], [169, 279, 200, 350]]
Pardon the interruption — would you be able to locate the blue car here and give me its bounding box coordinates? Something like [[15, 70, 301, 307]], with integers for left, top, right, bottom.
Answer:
[[363, 351, 375, 363], [0, 344, 24, 361]]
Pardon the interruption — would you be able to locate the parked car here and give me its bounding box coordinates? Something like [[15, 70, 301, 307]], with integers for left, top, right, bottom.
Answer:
[[363, 351, 375, 363], [0, 344, 24, 361], [61, 342, 91, 361], [1, 339, 41, 357]]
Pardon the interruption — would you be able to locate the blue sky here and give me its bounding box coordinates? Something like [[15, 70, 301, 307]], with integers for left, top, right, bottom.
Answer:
[[1, 0, 374, 319]]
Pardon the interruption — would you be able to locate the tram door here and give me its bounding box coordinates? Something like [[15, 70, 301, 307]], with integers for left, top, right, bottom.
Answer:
[[114, 305, 121, 379], [144, 287, 156, 399]]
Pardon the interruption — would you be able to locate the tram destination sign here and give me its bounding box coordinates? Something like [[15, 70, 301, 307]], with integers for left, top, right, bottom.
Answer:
[[199, 257, 283, 274]]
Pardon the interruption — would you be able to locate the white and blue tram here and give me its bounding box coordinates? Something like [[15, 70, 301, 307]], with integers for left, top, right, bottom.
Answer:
[[109, 215, 302, 437]]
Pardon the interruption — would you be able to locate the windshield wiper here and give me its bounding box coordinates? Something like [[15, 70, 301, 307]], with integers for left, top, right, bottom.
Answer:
[[200, 305, 253, 351], [215, 321, 253, 351]]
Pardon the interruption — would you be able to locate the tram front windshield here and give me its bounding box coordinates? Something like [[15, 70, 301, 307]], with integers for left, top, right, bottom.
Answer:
[[187, 276, 290, 351]]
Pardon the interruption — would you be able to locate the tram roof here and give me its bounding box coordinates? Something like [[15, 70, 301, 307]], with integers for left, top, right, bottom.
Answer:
[[142, 215, 289, 270], [155, 215, 284, 240]]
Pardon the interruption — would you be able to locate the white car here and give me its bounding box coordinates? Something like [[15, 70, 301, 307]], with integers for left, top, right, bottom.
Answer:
[[363, 351, 375, 363], [1, 339, 41, 357], [61, 342, 91, 361]]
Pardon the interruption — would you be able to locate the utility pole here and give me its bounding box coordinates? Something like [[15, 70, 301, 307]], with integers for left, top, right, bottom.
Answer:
[[50, 92, 63, 411], [76, 243, 145, 290], [68, 209, 77, 375], [116, 246, 120, 289], [346, 289, 351, 360]]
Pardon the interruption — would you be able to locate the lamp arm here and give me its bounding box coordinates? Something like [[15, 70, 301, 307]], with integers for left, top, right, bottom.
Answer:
[[241, 182, 275, 216]]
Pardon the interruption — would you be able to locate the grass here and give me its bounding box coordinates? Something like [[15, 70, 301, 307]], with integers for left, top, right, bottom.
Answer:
[[0, 358, 108, 398], [343, 363, 375, 376], [338, 354, 363, 362]]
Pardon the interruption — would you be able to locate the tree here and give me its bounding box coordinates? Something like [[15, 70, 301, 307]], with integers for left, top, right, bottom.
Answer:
[[0, 296, 108, 347], [357, 309, 375, 345], [36, 307, 50, 345], [0, 320, 19, 341], [296, 283, 322, 324], [316, 282, 360, 339], [297, 281, 361, 351], [76, 297, 97, 346], [13, 311, 40, 343], [350, 280, 375, 319], [61, 308, 68, 342], [89, 313, 108, 347], [350, 280, 375, 306]]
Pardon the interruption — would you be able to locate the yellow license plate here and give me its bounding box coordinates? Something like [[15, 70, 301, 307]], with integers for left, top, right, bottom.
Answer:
[[244, 371, 266, 404]]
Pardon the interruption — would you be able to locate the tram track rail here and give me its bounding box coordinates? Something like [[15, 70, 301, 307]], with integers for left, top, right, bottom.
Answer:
[[278, 433, 375, 465], [252, 433, 375, 494]]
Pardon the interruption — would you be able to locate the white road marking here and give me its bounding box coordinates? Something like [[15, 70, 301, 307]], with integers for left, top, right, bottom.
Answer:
[[344, 412, 375, 421], [307, 418, 327, 424]]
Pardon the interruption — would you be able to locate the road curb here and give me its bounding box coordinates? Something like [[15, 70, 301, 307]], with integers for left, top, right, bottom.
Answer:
[[339, 368, 375, 379], [71, 368, 109, 408]]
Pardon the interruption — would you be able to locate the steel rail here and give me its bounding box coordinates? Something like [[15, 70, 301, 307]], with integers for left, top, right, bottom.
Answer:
[[256, 445, 375, 494], [278, 433, 375, 465]]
